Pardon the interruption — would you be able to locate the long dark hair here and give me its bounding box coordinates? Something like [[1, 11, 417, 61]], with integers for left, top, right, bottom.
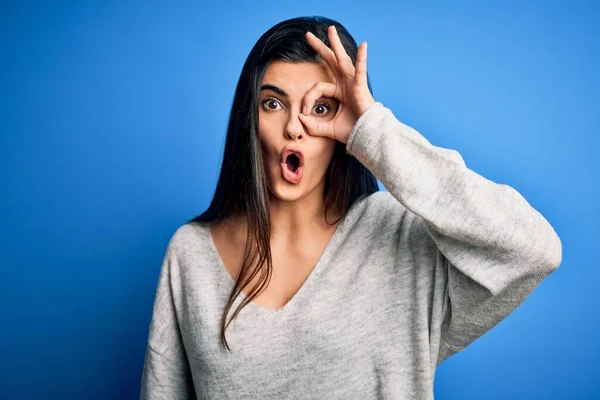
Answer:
[[189, 16, 379, 352]]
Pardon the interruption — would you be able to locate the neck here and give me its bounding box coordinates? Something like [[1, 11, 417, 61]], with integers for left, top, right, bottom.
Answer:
[[219, 182, 340, 248], [268, 183, 338, 243]]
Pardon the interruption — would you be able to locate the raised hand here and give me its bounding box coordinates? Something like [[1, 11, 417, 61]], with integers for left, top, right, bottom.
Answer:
[[298, 25, 376, 144]]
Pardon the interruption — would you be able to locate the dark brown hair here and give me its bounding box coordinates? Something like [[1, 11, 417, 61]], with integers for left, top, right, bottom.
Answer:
[[189, 16, 379, 352]]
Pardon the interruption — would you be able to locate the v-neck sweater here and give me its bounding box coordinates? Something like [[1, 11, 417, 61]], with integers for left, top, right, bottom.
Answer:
[[140, 102, 562, 400]]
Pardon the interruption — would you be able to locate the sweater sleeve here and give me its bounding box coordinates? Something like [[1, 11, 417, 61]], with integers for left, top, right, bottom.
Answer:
[[140, 241, 196, 400], [346, 102, 562, 365]]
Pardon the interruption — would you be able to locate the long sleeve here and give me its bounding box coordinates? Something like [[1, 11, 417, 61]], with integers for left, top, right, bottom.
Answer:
[[140, 241, 196, 400], [346, 102, 562, 364]]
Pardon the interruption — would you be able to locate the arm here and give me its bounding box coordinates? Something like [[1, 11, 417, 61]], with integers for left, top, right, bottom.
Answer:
[[140, 241, 196, 399], [346, 102, 562, 364]]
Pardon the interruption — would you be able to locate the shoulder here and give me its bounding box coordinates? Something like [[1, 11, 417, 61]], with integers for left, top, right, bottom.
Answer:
[[157, 221, 226, 287], [164, 220, 213, 260], [346, 191, 435, 247], [347, 191, 407, 226], [361, 190, 402, 211]]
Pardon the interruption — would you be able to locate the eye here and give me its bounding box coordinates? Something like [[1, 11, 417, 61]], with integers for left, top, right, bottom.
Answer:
[[262, 98, 282, 111], [313, 103, 331, 116]]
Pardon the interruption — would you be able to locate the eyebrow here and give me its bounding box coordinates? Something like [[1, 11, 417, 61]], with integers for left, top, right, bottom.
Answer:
[[260, 84, 288, 97]]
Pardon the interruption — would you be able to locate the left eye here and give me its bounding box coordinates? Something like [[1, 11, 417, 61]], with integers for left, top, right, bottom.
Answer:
[[313, 103, 330, 116]]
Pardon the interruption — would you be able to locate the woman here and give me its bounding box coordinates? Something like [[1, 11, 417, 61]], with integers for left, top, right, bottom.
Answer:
[[140, 16, 562, 399]]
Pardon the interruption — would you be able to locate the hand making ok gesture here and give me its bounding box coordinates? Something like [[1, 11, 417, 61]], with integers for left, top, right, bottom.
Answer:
[[299, 25, 376, 144]]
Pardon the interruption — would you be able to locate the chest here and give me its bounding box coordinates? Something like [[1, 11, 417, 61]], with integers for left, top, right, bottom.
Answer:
[[215, 230, 334, 310], [181, 281, 431, 400], [181, 225, 438, 398], [253, 248, 324, 309]]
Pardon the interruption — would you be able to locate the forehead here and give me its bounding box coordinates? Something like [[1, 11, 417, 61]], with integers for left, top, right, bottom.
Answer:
[[261, 60, 334, 96]]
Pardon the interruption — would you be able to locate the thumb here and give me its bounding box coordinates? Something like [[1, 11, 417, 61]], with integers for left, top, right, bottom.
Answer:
[[298, 113, 334, 139]]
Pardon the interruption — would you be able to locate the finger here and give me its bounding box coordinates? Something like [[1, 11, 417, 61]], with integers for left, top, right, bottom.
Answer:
[[328, 25, 355, 78], [305, 31, 343, 81], [298, 113, 334, 138], [355, 41, 367, 88], [301, 81, 338, 116]]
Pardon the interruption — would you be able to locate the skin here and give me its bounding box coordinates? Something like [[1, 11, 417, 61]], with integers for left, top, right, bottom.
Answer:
[[258, 59, 340, 242], [213, 61, 341, 309], [262, 24, 376, 245], [212, 26, 376, 308]]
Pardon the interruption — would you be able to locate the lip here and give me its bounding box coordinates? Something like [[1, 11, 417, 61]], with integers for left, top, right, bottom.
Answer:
[[280, 148, 304, 185]]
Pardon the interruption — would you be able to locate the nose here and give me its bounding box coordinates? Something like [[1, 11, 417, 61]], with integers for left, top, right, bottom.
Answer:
[[284, 110, 306, 141]]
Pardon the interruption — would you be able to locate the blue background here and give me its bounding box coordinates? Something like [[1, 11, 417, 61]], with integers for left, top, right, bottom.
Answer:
[[1, 1, 598, 399]]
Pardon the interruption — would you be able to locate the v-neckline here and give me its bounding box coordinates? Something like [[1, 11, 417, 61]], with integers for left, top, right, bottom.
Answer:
[[199, 216, 348, 321]]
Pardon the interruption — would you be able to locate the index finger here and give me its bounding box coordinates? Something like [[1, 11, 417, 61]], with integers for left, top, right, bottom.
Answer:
[[327, 25, 354, 77], [305, 31, 342, 81]]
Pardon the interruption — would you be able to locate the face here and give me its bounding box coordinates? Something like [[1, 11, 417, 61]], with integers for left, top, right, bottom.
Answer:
[[258, 60, 339, 203]]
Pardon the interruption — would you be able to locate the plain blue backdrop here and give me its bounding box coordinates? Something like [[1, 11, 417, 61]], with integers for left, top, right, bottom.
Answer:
[[1, 0, 598, 399]]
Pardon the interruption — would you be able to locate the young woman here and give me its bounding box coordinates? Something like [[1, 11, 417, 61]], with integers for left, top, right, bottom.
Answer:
[[140, 16, 562, 400]]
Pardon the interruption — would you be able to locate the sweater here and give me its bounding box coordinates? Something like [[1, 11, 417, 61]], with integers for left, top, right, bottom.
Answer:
[[140, 102, 562, 399]]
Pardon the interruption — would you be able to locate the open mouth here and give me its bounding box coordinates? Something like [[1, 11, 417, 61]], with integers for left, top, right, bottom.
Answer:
[[286, 153, 300, 172], [280, 149, 304, 184]]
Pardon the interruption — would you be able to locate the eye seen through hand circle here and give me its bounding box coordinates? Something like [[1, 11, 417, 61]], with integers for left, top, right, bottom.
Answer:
[[313, 104, 328, 115]]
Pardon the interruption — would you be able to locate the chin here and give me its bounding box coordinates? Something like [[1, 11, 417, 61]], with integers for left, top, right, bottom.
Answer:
[[268, 179, 309, 202]]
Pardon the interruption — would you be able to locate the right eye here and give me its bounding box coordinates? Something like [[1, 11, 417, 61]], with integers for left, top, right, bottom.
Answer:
[[262, 98, 282, 111]]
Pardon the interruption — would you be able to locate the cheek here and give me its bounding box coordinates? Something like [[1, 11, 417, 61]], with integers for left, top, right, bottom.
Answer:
[[258, 114, 284, 145], [258, 122, 279, 160], [321, 141, 337, 162], [310, 141, 337, 172]]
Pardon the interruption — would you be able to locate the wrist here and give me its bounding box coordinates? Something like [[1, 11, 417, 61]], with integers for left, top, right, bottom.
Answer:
[[356, 98, 376, 119]]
